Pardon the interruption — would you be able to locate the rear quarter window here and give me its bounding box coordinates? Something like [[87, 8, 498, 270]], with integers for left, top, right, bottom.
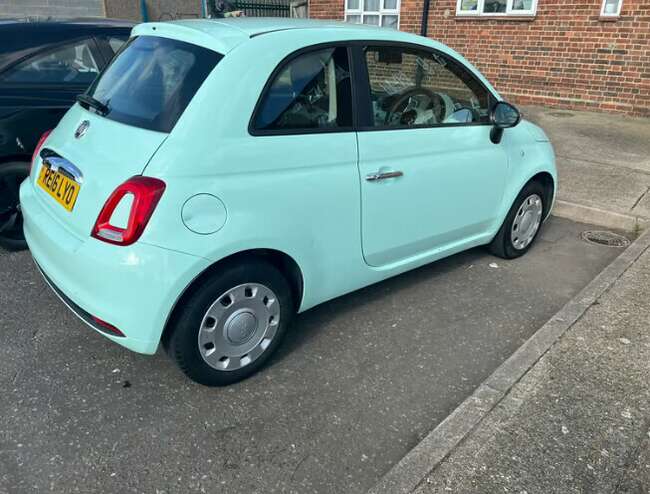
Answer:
[[87, 36, 222, 133]]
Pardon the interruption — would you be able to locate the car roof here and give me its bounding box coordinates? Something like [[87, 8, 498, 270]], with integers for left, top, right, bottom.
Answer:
[[132, 18, 434, 55], [0, 17, 133, 29], [0, 17, 134, 55], [209, 17, 383, 36]]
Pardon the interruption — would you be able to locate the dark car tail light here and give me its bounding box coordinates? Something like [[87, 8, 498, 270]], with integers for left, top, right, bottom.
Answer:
[[31, 129, 52, 172], [91, 176, 166, 246]]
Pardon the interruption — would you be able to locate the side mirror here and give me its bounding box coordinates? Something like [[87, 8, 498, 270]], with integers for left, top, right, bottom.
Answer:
[[490, 101, 521, 144]]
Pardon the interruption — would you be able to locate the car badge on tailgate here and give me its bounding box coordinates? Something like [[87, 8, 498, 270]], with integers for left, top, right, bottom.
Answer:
[[74, 120, 90, 139]]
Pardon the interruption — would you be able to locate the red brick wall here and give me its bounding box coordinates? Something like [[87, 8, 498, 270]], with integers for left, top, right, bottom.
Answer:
[[308, 0, 650, 116], [308, 0, 344, 21]]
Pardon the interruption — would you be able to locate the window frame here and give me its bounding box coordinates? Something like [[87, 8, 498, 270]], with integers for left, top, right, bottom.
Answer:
[[248, 43, 358, 137], [344, 0, 401, 29], [455, 0, 538, 17], [600, 0, 623, 17], [248, 40, 499, 137], [0, 36, 104, 89], [95, 34, 130, 62], [354, 41, 498, 132]]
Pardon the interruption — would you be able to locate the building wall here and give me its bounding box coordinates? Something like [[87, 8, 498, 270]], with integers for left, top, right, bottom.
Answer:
[[104, 0, 203, 22], [309, 0, 650, 116], [0, 0, 104, 18]]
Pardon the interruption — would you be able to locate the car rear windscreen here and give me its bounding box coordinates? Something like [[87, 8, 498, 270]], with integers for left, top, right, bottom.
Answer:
[[86, 35, 222, 133]]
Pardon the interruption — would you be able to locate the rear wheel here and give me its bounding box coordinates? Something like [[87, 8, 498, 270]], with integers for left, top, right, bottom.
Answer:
[[0, 162, 29, 251], [489, 181, 546, 259], [166, 260, 294, 386]]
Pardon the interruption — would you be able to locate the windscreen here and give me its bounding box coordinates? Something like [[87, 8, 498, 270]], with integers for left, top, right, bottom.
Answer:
[[86, 35, 222, 133]]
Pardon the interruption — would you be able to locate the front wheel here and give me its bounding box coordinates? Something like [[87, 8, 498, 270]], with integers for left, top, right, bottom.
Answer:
[[0, 162, 30, 251], [489, 181, 546, 259], [166, 260, 294, 386]]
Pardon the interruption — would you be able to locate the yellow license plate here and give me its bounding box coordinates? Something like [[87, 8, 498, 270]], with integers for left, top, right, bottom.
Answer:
[[37, 165, 81, 212]]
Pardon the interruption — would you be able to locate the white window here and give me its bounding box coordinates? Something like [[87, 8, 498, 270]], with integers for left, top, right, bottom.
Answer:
[[601, 0, 623, 16], [345, 0, 400, 29], [456, 0, 537, 16]]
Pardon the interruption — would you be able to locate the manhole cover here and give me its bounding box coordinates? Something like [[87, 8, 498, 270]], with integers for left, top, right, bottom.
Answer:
[[581, 230, 630, 248], [549, 111, 575, 118]]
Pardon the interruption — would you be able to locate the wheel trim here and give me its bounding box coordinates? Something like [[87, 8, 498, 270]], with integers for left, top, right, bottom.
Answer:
[[511, 193, 543, 250], [197, 283, 280, 371]]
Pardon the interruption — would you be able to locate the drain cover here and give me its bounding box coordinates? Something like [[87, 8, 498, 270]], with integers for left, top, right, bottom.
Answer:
[[581, 230, 630, 248]]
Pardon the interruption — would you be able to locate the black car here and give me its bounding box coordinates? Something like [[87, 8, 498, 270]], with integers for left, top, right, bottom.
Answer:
[[0, 18, 133, 250]]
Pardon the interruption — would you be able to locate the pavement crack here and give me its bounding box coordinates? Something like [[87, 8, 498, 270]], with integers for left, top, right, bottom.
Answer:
[[612, 417, 650, 494], [289, 454, 310, 483], [630, 186, 650, 212]]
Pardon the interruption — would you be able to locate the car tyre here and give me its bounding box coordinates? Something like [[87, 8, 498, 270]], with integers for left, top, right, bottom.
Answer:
[[0, 161, 30, 251], [166, 260, 294, 386], [489, 180, 546, 259]]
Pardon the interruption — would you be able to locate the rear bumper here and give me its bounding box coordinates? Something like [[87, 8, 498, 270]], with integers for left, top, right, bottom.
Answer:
[[36, 262, 125, 338], [20, 179, 211, 354]]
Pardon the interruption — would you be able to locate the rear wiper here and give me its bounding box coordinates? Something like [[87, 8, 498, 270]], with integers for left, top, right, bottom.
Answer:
[[76, 94, 109, 116]]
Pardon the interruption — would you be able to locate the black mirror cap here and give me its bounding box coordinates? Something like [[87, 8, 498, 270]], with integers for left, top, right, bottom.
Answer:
[[490, 101, 522, 129]]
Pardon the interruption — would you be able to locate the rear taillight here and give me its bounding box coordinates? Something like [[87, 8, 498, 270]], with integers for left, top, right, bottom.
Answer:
[[31, 129, 52, 171], [91, 176, 166, 246]]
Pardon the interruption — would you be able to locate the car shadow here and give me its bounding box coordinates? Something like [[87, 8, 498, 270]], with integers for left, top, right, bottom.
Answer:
[[271, 246, 488, 365]]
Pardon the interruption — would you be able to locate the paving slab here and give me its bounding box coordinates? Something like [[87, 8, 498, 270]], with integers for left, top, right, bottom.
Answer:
[[557, 157, 650, 218], [523, 106, 650, 226], [0, 218, 625, 493], [524, 106, 650, 174], [411, 234, 650, 494]]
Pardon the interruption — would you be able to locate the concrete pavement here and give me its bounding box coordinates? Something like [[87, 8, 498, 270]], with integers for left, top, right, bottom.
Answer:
[[409, 230, 650, 494], [524, 106, 650, 231]]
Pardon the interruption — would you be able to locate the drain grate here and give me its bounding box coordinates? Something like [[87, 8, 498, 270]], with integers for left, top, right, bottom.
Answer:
[[549, 111, 575, 118], [581, 230, 630, 248]]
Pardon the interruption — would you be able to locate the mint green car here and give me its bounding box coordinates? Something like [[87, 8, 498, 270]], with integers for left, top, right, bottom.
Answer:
[[20, 18, 556, 386]]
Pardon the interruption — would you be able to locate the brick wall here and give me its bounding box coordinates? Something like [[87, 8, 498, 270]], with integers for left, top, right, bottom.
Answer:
[[309, 0, 650, 116], [366, 48, 483, 105], [309, 0, 344, 20], [104, 0, 202, 21], [0, 0, 104, 18]]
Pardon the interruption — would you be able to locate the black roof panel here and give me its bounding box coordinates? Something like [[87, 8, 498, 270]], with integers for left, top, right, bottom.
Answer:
[[0, 18, 134, 54]]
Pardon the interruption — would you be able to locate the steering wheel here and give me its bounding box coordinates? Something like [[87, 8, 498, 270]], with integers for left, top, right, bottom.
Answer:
[[385, 87, 446, 126]]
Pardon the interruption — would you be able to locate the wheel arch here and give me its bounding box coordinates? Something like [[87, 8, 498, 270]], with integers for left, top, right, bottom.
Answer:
[[492, 168, 556, 242], [160, 248, 304, 349], [0, 155, 31, 166], [527, 171, 555, 219]]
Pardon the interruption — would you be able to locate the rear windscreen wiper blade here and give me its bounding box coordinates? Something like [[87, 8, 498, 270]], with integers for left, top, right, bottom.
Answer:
[[76, 94, 109, 116]]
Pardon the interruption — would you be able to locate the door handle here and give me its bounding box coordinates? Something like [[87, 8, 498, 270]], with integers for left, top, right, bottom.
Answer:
[[365, 170, 404, 182]]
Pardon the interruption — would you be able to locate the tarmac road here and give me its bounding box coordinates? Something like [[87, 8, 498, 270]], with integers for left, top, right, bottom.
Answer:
[[0, 217, 625, 493]]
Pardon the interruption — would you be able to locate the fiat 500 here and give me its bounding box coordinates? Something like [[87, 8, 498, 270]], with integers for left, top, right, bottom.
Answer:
[[21, 18, 556, 386]]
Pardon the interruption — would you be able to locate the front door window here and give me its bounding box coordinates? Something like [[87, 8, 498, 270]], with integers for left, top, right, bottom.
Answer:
[[364, 46, 490, 128]]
